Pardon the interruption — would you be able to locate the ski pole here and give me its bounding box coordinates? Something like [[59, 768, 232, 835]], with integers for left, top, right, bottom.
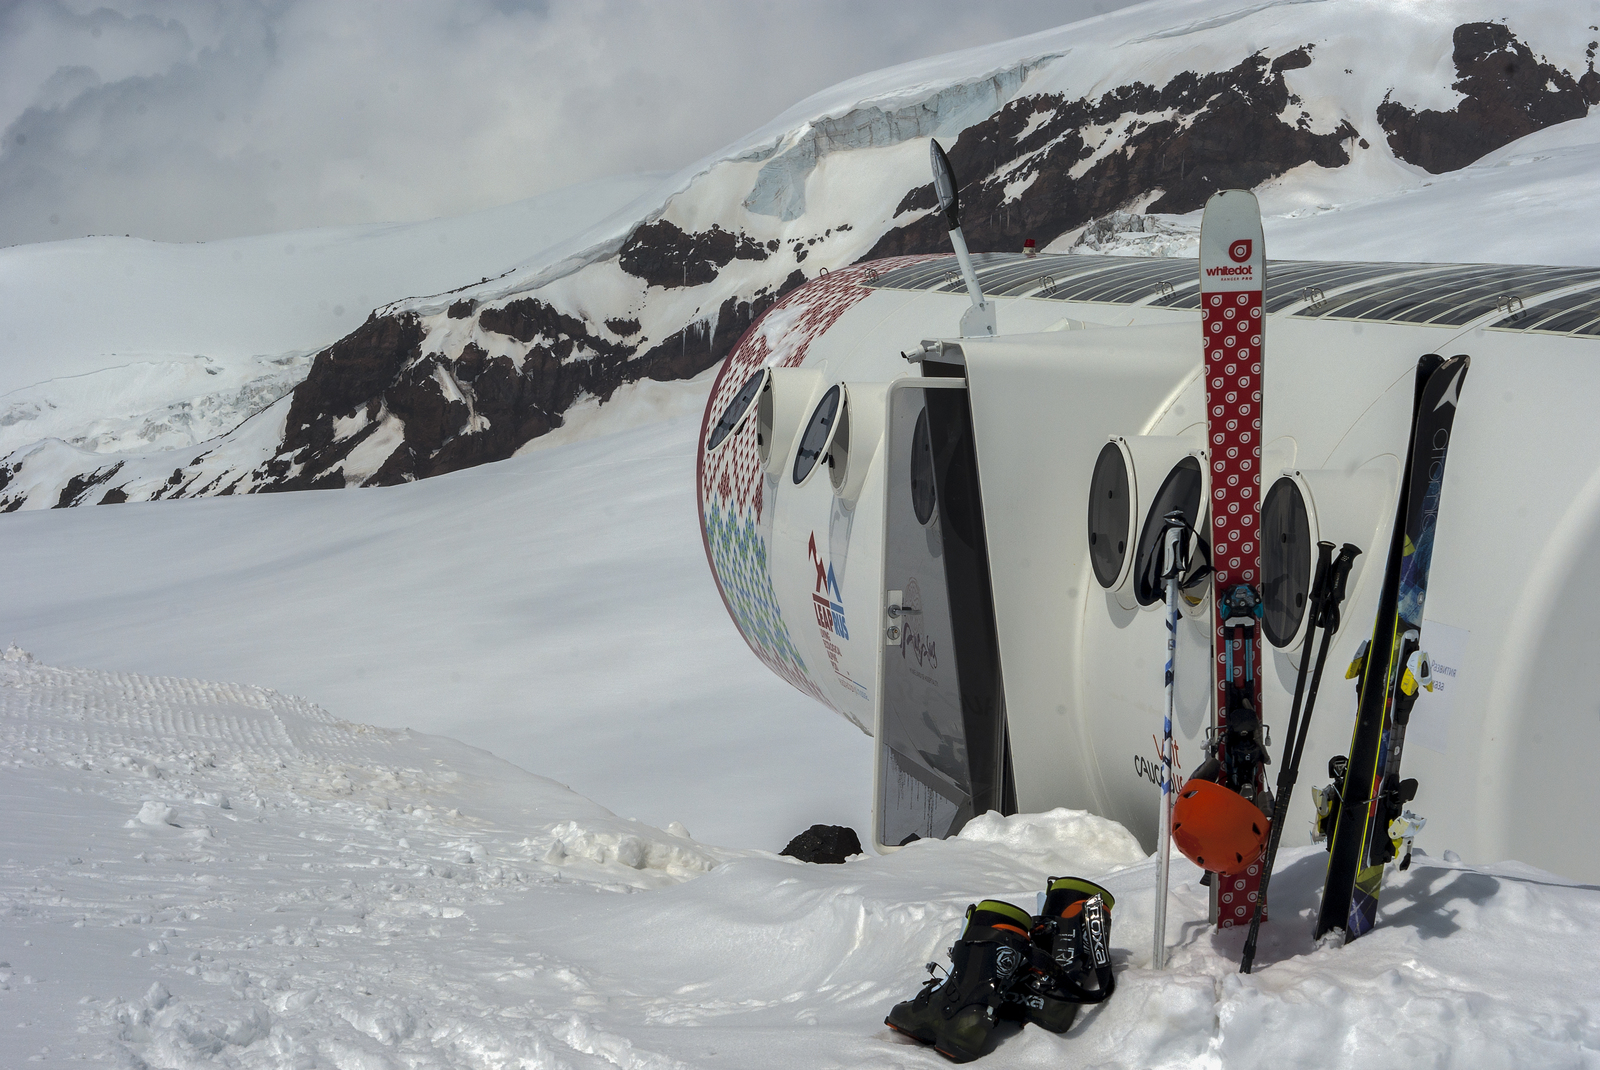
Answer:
[[1153, 511, 1185, 970], [1240, 541, 1360, 973], [1238, 542, 1332, 972]]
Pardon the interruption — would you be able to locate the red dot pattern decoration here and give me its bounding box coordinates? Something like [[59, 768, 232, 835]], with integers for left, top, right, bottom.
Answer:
[[1204, 285, 1265, 930], [1218, 862, 1263, 924]]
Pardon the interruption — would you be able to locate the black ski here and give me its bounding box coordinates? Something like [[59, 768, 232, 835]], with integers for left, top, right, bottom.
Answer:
[[1315, 354, 1469, 943], [1239, 539, 1360, 973]]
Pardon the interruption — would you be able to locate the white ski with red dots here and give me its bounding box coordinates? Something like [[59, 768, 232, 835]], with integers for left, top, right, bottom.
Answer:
[[1199, 190, 1271, 929]]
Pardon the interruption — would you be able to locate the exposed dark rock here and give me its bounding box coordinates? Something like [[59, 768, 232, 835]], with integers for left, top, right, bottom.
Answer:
[[633, 290, 772, 383], [301, 468, 346, 491], [780, 824, 863, 864], [367, 444, 418, 486], [56, 462, 124, 508], [98, 486, 128, 505], [479, 298, 629, 358], [354, 275, 802, 485], [455, 343, 489, 383], [447, 299, 476, 319], [257, 457, 292, 483], [1271, 45, 1314, 73], [617, 220, 769, 288], [895, 183, 938, 217], [247, 279, 804, 489], [863, 46, 1355, 260], [1377, 23, 1592, 174], [383, 356, 471, 458], [255, 313, 428, 493], [175, 220, 800, 502], [282, 313, 424, 456]]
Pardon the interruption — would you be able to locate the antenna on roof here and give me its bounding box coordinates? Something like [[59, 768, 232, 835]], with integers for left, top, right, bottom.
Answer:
[[930, 139, 996, 338]]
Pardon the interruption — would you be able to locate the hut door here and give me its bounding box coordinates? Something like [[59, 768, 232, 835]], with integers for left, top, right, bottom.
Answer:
[[875, 379, 1012, 848]]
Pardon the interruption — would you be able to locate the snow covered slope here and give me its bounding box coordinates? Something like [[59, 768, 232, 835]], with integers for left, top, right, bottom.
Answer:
[[0, 398, 871, 852], [0, 173, 662, 467], [4, 646, 1596, 1069], [6, 0, 1599, 510]]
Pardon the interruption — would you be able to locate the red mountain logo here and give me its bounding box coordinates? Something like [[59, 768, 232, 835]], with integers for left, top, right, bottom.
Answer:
[[1229, 239, 1253, 263]]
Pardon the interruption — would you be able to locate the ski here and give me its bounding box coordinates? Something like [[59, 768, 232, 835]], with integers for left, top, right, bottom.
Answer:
[[1315, 354, 1470, 943], [1239, 539, 1360, 973], [1198, 190, 1271, 929]]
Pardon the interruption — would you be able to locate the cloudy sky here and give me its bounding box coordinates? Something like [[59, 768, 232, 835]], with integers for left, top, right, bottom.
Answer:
[[0, 0, 1140, 247]]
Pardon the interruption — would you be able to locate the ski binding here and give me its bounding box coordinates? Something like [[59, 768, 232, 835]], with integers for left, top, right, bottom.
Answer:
[[1345, 639, 1369, 681], [1388, 809, 1427, 871], [1401, 648, 1433, 697]]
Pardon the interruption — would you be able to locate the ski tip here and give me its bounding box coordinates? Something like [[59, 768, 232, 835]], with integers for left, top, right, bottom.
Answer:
[[1204, 188, 1260, 207]]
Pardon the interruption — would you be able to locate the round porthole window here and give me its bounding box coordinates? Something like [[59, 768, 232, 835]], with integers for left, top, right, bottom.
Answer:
[[1261, 476, 1312, 648], [910, 407, 937, 525], [1132, 456, 1204, 606], [1087, 441, 1131, 589], [707, 369, 766, 452], [827, 390, 851, 492], [792, 385, 842, 485]]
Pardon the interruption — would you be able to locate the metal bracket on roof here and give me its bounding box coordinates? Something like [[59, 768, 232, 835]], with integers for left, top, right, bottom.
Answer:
[[903, 339, 966, 365], [1303, 285, 1328, 311], [1496, 293, 1526, 320]]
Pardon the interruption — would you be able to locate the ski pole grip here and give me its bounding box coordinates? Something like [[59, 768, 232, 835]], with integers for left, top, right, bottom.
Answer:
[[1163, 511, 1186, 582], [1310, 540, 1334, 599], [1327, 543, 1361, 607]]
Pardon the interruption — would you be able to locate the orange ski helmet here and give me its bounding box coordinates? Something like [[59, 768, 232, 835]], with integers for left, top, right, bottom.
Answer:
[[1171, 780, 1270, 875]]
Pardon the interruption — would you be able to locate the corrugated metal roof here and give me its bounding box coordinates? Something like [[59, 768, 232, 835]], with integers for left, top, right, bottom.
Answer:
[[863, 253, 1600, 337]]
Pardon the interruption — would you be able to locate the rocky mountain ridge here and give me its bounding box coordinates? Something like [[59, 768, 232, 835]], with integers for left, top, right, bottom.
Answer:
[[4, 4, 1597, 509]]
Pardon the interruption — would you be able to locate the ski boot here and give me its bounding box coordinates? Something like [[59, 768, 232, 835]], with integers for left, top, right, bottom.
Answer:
[[1001, 877, 1116, 1033], [885, 899, 1033, 1062]]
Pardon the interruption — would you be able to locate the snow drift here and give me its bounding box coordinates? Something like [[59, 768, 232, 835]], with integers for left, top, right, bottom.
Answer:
[[3, 646, 1597, 1068]]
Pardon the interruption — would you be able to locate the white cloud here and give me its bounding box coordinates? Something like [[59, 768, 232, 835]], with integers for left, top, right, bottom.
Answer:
[[0, 0, 1135, 245]]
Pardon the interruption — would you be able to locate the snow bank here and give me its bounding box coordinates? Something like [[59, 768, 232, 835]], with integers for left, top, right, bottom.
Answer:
[[3, 647, 1596, 1068]]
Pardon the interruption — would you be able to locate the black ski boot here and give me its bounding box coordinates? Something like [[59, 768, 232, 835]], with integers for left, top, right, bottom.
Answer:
[[1002, 877, 1117, 1033], [885, 899, 1033, 1062]]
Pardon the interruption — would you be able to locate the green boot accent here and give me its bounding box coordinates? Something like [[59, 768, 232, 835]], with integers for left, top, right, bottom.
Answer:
[[1011, 876, 1116, 1033], [886, 900, 1033, 1062]]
